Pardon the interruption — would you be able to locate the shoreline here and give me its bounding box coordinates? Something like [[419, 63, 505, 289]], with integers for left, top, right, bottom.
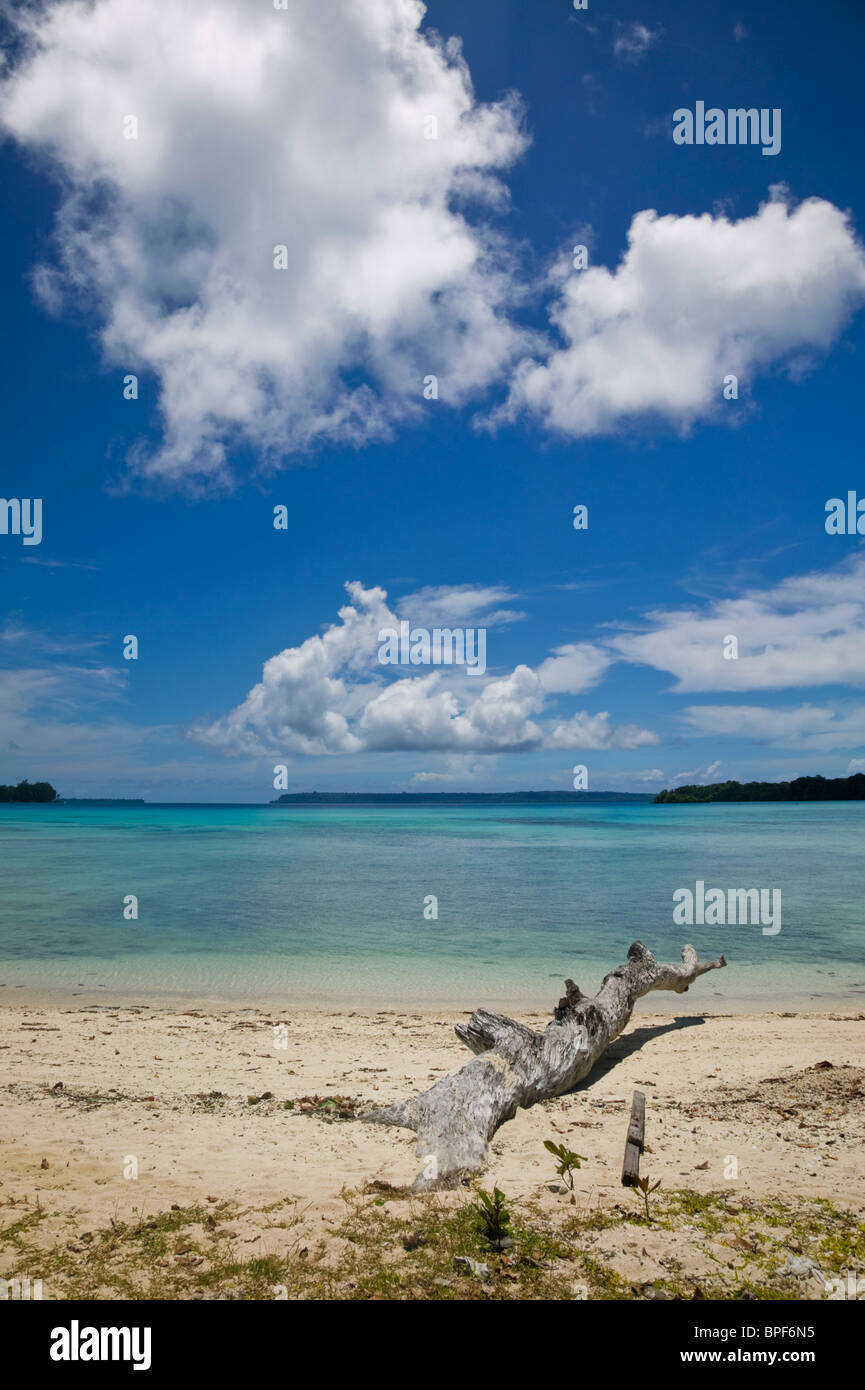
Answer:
[[1, 1003, 862, 1300], [2, 988, 864, 1014]]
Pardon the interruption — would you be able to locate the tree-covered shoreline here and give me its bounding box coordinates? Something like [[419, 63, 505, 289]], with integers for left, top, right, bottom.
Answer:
[[0, 779, 58, 802], [656, 774, 865, 803]]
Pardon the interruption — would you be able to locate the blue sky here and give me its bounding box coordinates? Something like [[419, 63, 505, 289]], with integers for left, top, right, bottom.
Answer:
[[1, 0, 865, 800]]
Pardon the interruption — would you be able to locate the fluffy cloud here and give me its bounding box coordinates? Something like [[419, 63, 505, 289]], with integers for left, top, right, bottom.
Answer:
[[0, 0, 530, 487], [607, 554, 865, 693], [195, 553, 865, 760], [545, 711, 658, 751], [194, 581, 653, 756], [4, 8, 865, 483], [497, 192, 865, 438], [535, 642, 612, 694], [360, 663, 546, 752]]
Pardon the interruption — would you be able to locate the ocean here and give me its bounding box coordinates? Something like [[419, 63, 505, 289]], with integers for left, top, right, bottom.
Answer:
[[0, 801, 862, 1011]]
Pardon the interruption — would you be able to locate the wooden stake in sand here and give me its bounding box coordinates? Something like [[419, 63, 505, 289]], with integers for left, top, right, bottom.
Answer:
[[364, 940, 725, 1191], [621, 1089, 646, 1187]]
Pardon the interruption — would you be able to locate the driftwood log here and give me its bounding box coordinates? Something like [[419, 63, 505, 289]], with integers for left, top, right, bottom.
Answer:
[[364, 941, 726, 1191]]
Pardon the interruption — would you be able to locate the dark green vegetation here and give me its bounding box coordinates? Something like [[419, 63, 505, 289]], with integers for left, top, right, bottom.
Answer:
[[0, 779, 57, 802], [544, 1139, 587, 1195], [656, 773, 865, 803], [475, 1188, 512, 1248]]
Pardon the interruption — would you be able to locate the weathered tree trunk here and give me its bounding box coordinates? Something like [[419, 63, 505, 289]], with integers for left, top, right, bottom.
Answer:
[[364, 941, 726, 1191]]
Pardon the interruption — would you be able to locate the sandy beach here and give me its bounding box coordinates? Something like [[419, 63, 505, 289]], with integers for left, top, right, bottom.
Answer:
[[2, 1002, 863, 1300]]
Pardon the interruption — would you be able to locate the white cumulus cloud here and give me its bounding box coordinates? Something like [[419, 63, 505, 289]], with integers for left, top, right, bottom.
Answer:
[[0, 0, 531, 487], [4, 9, 865, 482], [496, 192, 865, 439], [535, 642, 612, 694], [193, 580, 654, 756]]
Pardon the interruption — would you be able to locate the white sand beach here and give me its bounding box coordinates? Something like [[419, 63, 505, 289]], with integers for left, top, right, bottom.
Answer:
[[1, 1004, 862, 1299]]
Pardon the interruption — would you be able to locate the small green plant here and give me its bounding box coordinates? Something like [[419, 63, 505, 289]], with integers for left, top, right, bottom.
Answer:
[[543, 1140, 588, 1199], [632, 1174, 662, 1224], [475, 1187, 512, 1249]]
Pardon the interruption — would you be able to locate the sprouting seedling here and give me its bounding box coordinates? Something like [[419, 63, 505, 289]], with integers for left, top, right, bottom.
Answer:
[[632, 1174, 662, 1223], [544, 1139, 588, 1200], [475, 1187, 512, 1249]]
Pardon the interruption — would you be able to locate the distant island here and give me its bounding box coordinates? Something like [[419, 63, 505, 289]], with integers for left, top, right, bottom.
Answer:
[[271, 790, 655, 805], [656, 774, 865, 803], [0, 782, 147, 804], [9, 777, 862, 808], [0, 779, 57, 802]]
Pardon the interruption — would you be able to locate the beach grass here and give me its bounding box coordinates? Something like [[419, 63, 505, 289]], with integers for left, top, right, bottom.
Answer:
[[3, 1185, 862, 1301]]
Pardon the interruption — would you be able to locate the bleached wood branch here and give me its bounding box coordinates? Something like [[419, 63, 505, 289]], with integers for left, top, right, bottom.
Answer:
[[363, 941, 726, 1191]]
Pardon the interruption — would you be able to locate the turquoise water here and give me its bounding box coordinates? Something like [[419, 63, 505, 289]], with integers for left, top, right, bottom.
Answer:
[[0, 802, 862, 1010]]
